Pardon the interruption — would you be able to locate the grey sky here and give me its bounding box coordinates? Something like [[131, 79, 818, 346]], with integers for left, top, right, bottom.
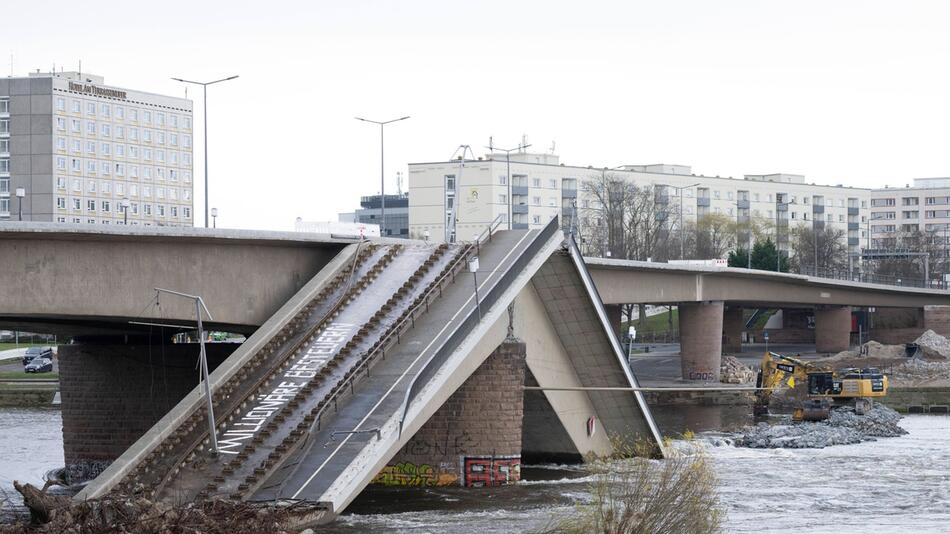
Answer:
[[7, 1, 949, 230]]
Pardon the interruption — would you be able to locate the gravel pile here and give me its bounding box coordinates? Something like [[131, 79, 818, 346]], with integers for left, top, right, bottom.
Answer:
[[890, 359, 950, 382], [720, 356, 755, 384], [736, 404, 907, 449], [914, 329, 950, 359]]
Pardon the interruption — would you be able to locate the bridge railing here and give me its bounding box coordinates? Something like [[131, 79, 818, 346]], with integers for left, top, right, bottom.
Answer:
[[397, 217, 561, 435], [797, 266, 948, 290]]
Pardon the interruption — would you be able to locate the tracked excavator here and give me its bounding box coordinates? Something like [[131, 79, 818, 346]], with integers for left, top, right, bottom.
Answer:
[[754, 352, 888, 421]]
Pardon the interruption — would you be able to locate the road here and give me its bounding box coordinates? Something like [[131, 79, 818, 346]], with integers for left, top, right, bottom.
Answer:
[[628, 343, 819, 386]]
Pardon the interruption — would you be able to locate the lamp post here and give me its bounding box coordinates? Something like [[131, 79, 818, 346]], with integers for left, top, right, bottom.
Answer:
[[666, 183, 699, 260], [211, 207, 218, 229], [355, 115, 410, 237], [121, 197, 130, 225], [15, 187, 25, 221], [485, 141, 531, 230], [171, 75, 239, 228]]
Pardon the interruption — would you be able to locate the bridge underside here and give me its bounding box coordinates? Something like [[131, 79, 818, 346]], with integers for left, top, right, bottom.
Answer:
[[71, 222, 662, 526]]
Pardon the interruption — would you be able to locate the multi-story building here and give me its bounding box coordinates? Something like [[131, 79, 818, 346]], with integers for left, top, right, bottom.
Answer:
[[868, 177, 950, 254], [408, 151, 871, 259], [0, 71, 194, 226], [340, 193, 410, 238]]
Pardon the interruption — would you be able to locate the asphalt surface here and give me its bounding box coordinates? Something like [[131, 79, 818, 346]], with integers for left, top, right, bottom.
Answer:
[[628, 343, 820, 386]]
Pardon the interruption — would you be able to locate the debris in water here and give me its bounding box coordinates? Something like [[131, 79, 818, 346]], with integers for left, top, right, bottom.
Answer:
[[735, 404, 907, 449]]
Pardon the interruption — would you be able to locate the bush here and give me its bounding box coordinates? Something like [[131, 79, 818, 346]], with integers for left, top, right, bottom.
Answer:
[[538, 440, 724, 534]]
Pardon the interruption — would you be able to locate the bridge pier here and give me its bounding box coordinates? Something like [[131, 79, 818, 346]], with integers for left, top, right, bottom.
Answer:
[[604, 304, 624, 340], [373, 340, 527, 487], [722, 306, 744, 354], [58, 340, 239, 482], [679, 301, 723, 381], [815, 306, 852, 353]]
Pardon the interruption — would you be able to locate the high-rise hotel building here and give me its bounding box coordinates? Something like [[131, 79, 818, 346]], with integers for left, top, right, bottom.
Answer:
[[0, 71, 194, 226]]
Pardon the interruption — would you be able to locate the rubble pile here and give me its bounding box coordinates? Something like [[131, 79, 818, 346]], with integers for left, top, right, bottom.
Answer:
[[914, 330, 950, 359], [720, 356, 755, 384], [735, 404, 907, 449], [890, 359, 950, 383]]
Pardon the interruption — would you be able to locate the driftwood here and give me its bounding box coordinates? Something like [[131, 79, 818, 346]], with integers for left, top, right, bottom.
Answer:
[[2, 481, 326, 533]]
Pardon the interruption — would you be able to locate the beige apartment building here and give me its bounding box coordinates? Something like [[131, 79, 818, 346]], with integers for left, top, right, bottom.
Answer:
[[0, 71, 194, 226], [869, 177, 950, 262], [408, 151, 869, 258]]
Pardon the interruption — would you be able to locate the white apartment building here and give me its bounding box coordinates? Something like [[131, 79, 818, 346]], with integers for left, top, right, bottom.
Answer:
[[0, 71, 194, 226], [869, 177, 950, 250], [408, 151, 870, 257]]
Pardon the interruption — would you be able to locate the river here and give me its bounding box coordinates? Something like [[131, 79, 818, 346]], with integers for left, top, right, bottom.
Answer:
[[2, 407, 948, 532]]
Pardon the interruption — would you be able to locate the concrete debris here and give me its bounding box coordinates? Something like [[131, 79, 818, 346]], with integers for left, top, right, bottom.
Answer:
[[890, 359, 950, 383], [735, 404, 907, 449], [720, 356, 755, 384], [914, 330, 950, 359]]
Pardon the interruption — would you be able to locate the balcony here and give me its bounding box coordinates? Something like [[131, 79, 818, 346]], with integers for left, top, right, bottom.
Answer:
[[697, 197, 710, 207], [512, 204, 528, 214], [736, 199, 750, 209], [561, 188, 577, 198], [813, 220, 825, 230], [848, 238, 859, 246], [655, 194, 670, 204], [655, 211, 669, 221], [777, 203, 788, 211], [848, 207, 860, 216], [737, 215, 751, 224], [812, 204, 824, 214], [512, 222, 529, 230], [848, 222, 859, 230], [511, 185, 528, 196]]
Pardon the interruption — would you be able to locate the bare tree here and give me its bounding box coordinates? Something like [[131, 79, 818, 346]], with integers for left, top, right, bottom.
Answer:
[[788, 225, 849, 275]]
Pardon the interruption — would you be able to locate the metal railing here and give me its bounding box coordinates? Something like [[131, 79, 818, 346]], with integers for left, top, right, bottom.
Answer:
[[796, 266, 948, 290], [397, 217, 560, 434]]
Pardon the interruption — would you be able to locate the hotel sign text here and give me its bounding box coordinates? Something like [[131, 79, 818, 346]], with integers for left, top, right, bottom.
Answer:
[[68, 82, 128, 100]]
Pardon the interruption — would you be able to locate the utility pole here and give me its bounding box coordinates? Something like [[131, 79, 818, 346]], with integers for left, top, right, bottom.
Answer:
[[667, 183, 699, 260]]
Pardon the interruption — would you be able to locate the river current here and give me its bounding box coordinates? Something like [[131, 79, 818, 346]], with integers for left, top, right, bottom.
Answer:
[[2, 408, 948, 533]]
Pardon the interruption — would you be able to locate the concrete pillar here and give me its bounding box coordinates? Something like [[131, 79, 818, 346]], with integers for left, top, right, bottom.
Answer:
[[374, 340, 527, 487], [815, 306, 852, 353], [678, 301, 724, 381], [58, 342, 239, 481], [604, 304, 624, 341], [722, 306, 744, 354]]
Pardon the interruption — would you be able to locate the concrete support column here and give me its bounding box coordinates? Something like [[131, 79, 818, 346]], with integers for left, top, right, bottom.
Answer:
[[678, 301, 724, 381], [815, 306, 852, 353], [604, 304, 624, 341], [722, 306, 744, 354], [58, 342, 238, 481], [374, 340, 527, 487]]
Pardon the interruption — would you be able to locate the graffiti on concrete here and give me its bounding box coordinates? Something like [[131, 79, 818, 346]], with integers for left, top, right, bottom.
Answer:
[[401, 430, 475, 457], [462, 455, 521, 487], [372, 461, 459, 487]]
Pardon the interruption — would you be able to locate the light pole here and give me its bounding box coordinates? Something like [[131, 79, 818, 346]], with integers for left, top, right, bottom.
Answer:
[[667, 183, 699, 260], [355, 115, 410, 237], [15, 187, 25, 221], [485, 141, 531, 230], [211, 207, 218, 229], [121, 197, 130, 225], [171, 75, 239, 228]]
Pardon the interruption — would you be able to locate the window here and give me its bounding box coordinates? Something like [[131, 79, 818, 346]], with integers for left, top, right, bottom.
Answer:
[[157, 132, 165, 145], [100, 123, 111, 137], [714, 190, 721, 199], [56, 97, 66, 111], [548, 178, 557, 188], [115, 126, 124, 139], [56, 117, 66, 131], [86, 121, 95, 135], [87, 179, 96, 192], [532, 178, 541, 188], [71, 119, 81, 132], [130, 165, 139, 178], [498, 194, 507, 204], [129, 146, 139, 159], [532, 196, 541, 206], [0, 99, 7, 113], [130, 109, 138, 121], [57, 217, 66, 223], [86, 141, 95, 154], [170, 114, 178, 128], [170, 133, 178, 146], [87, 199, 96, 211], [0, 198, 8, 214], [156, 113, 165, 127], [143, 110, 152, 124], [116, 183, 124, 196], [157, 187, 165, 199], [131, 202, 139, 214], [143, 129, 152, 142], [115, 144, 125, 157], [102, 181, 111, 194], [727, 191, 734, 200], [182, 135, 191, 148], [101, 200, 111, 212], [143, 167, 152, 180], [57, 176, 66, 189], [130, 184, 138, 196], [184, 117, 192, 129], [144, 148, 152, 161], [170, 206, 178, 217], [100, 103, 110, 118], [129, 128, 138, 141], [116, 163, 125, 176], [56, 137, 66, 150], [69, 158, 79, 171], [71, 100, 81, 113], [0, 119, 9, 134], [157, 204, 165, 217], [71, 139, 80, 153], [0, 177, 7, 193], [183, 190, 191, 201], [100, 161, 110, 175], [532, 215, 541, 224], [115, 106, 124, 119], [86, 102, 96, 115], [144, 204, 152, 216], [87, 160, 96, 173], [183, 207, 191, 218], [156, 149, 165, 162], [72, 198, 80, 210], [101, 142, 111, 156], [143, 186, 152, 198], [71, 178, 80, 191]]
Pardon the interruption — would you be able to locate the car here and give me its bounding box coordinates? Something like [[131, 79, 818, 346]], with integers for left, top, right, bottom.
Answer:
[[21, 347, 53, 366], [25, 357, 53, 373]]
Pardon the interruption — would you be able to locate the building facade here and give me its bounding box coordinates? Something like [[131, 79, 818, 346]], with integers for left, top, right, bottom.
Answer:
[[340, 193, 409, 238], [0, 72, 194, 226], [408, 152, 871, 259]]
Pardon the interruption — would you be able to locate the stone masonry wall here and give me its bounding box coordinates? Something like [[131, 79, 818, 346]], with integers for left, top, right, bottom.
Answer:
[[58, 342, 238, 480], [373, 341, 526, 487]]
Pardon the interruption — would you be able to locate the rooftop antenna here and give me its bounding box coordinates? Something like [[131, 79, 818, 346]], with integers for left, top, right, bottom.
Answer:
[[396, 171, 404, 196], [488, 136, 493, 152], [550, 140, 556, 154], [521, 134, 528, 152]]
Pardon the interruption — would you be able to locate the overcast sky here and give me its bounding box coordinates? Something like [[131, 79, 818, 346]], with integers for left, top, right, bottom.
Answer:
[[7, 1, 950, 230]]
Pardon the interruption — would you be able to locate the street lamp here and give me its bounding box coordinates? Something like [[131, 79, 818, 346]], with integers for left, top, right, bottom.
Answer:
[[211, 207, 218, 229], [355, 115, 410, 237], [171, 75, 239, 228], [485, 141, 531, 230], [14, 187, 25, 221], [121, 197, 130, 225], [667, 183, 699, 260]]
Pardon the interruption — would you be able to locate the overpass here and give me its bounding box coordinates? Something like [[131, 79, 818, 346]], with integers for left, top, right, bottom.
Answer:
[[586, 257, 950, 380], [0, 221, 661, 525]]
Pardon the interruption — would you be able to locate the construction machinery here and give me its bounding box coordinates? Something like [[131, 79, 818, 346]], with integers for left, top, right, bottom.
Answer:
[[754, 352, 888, 421]]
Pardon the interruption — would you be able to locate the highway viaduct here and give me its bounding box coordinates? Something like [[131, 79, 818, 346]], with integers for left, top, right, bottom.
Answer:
[[2, 222, 948, 524]]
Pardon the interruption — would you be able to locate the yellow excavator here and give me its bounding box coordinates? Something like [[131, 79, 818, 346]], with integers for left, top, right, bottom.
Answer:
[[754, 352, 888, 421]]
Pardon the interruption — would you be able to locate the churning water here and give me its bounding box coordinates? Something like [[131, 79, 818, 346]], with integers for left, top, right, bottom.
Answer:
[[2, 408, 948, 533]]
